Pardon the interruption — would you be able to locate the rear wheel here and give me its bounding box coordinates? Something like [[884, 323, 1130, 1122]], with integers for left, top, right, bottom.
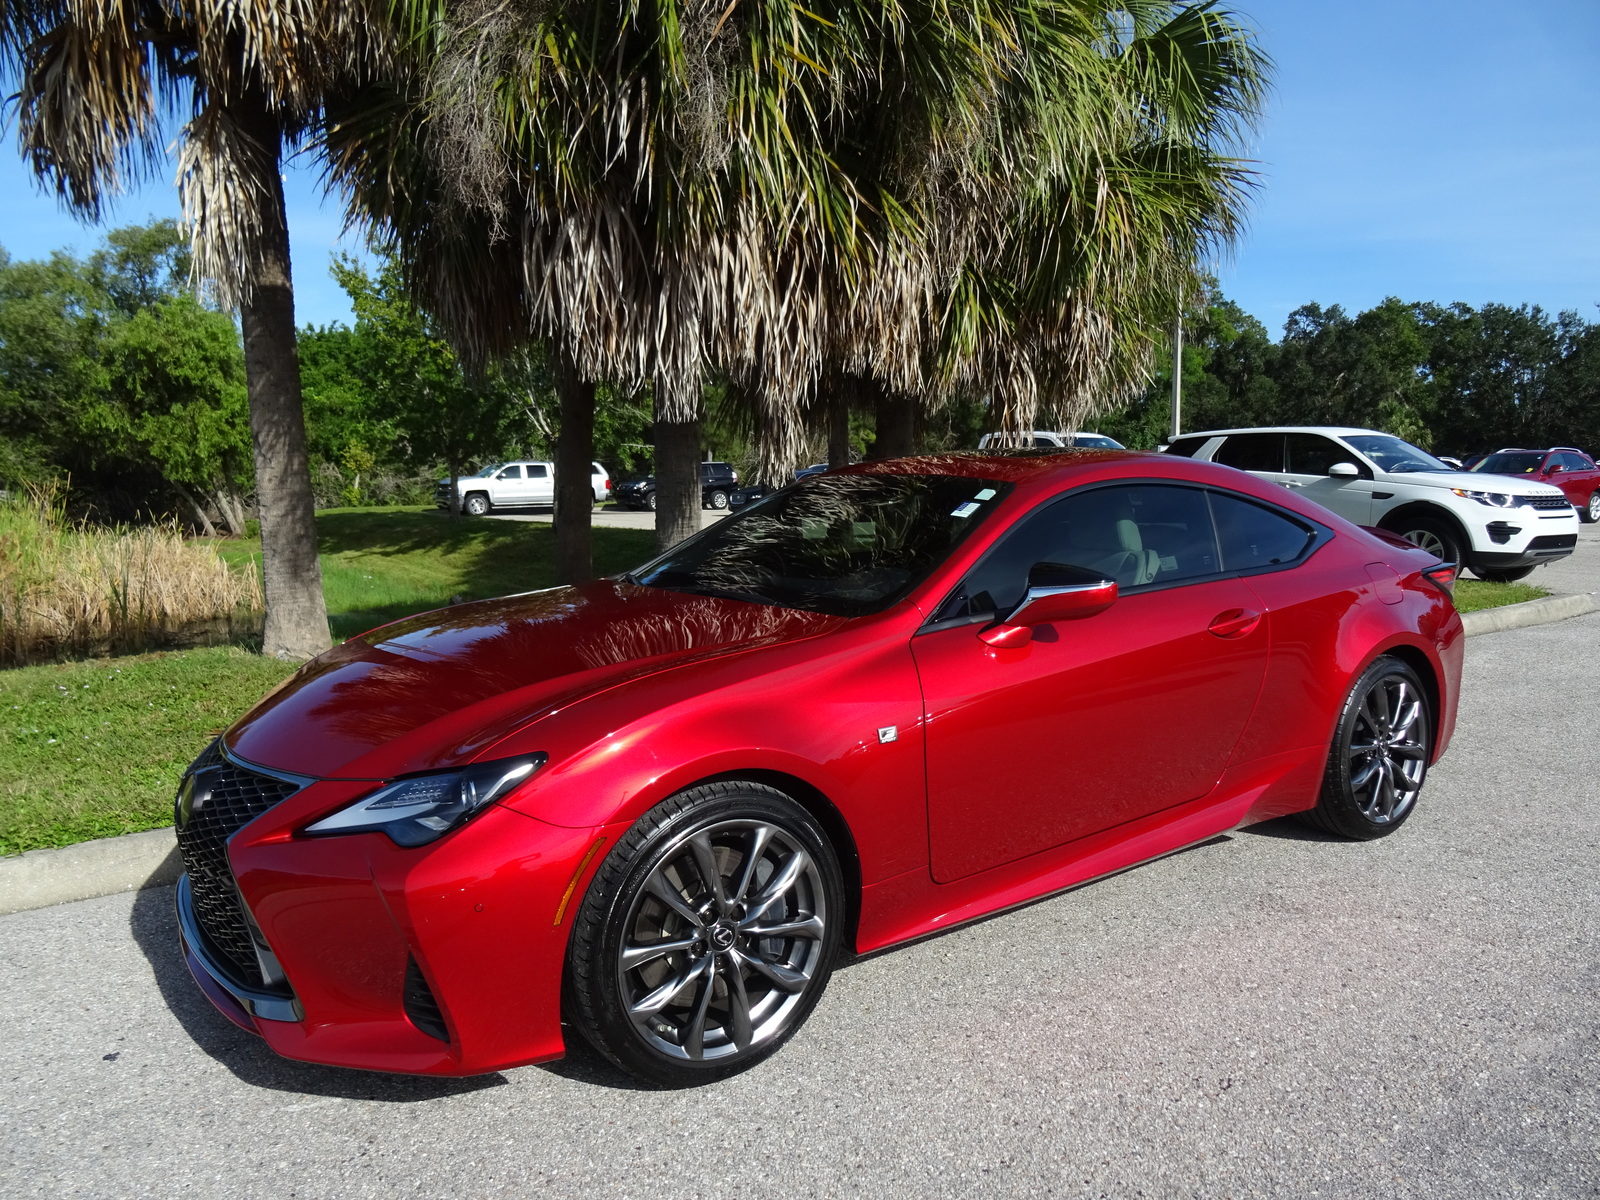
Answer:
[[566, 782, 843, 1087], [707, 489, 730, 510], [1300, 656, 1431, 840]]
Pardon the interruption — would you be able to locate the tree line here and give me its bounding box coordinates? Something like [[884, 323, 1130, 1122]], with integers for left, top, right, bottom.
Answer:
[[1105, 290, 1600, 455]]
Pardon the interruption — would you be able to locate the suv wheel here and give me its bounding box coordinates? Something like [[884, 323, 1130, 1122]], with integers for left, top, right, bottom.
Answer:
[[464, 493, 490, 517], [707, 489, 730, 510], [646, 492, 657, 512], [1389, 513, 1463, 567], [1585, 490, 1600, 524]]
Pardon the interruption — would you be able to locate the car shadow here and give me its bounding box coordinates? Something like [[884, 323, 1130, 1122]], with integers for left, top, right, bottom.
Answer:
[[1234, 815, 1345, 843], [129, 885, 507, 1102]]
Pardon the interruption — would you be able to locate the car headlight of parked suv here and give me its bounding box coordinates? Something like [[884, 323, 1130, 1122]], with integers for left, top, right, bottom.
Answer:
[[305, 754, 546, 847], [1450, 488, 1519, 508]]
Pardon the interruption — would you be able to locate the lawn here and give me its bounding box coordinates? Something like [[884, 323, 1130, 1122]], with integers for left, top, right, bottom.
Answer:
[[1452, 578, 1547, 613], [1, 508, 657, 854]]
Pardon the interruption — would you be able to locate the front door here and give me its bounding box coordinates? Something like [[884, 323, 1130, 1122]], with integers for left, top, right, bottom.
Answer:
[[491, 465, 531, 506], [1283, 432, 1374, 525], [914, 483, 1272, 883]]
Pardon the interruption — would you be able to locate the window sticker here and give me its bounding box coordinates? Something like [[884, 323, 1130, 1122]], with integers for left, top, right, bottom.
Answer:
[[975, 488, 997, 501], [950, 501, 981, 518]]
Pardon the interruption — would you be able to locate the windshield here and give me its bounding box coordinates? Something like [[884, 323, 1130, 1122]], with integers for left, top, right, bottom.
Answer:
[[469, 463, 503, 478], [1473, 452, 1544, 475], [1342, 435, 1451, 474], [631, 473, 1010, 616], [1071, 435, 1123, 449]]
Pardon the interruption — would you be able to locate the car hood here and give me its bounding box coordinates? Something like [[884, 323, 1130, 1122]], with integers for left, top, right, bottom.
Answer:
[[1381, 470, 1565, 497], [224, 581, 845, 780]]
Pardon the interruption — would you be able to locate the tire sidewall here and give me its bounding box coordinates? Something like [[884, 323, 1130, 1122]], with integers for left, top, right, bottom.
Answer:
[[1391, 513, 1463, 566], [465, 495, 489, 516], [568, 784, 844, 1086], [1318, 656, 1432, 839]]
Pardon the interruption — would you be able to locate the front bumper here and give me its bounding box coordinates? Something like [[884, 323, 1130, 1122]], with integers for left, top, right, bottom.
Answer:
[[1469, 532, 1578, 570], [177, 773, 612, 1075]]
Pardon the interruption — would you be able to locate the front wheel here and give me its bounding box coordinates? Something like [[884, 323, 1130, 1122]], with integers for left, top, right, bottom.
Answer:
[[1584, 491, 1600, 524], [1389, 514, 1463, 567], [1473, 565, 1535, 583], [566, 782, 843, 1087], [463, 493, 491, 517], [645, 492, 657, 512], [1299, 656, 1432, 840]]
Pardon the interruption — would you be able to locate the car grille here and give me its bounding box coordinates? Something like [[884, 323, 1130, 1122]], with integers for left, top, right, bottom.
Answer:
[[1525, 494, 1572, 511], [1530, 533, 1578, 551], [174, 742, 303, 988]]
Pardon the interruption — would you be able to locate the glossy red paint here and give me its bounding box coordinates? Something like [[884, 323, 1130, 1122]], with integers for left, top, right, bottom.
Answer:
[[184, 450, 1463, 1076]]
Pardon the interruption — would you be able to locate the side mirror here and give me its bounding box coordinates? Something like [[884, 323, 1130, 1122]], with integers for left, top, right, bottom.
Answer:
[[1328, 462, 1360, 478], [1545, 464, 1563, 475], [978, 563, 1118, 648]]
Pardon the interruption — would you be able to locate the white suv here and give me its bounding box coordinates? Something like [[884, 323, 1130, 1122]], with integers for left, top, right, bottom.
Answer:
[[1163, 426, 1579, 582], [434, 461, 610, 516], [977, 430, 1124, 450]]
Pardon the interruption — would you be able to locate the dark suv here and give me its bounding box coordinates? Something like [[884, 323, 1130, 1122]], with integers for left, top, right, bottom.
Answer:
[[614, 461, 739, 511]]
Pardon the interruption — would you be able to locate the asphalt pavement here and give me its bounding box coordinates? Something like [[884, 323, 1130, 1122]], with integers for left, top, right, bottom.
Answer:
[[2, 614, 1598, 1198]]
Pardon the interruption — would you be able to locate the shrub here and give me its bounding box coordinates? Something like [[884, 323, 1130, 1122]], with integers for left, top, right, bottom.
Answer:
[[0, 485, 261, 665]]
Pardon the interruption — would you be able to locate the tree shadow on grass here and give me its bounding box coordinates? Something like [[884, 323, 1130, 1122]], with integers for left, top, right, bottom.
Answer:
[[129, 885, 507, 1102]]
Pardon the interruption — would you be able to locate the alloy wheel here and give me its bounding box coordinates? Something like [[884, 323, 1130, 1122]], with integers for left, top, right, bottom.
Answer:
[[1346, 673, 1427, 824], [616, 819, 828, 1062], [1589, 491, 1600, 523], [1400, 527, 1447, 559]]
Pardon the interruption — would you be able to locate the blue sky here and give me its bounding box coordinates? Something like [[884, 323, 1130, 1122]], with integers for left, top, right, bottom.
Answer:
[[3, 0, 1598, 336]]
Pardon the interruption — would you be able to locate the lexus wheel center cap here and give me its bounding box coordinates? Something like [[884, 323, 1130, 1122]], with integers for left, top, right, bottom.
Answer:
[[710, 923, 736, 951]]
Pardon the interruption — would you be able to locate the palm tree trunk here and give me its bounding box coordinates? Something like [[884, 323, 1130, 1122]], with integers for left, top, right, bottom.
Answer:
[[553, 349, 596, 583], [654, 397, 701, 553], [867, 378, 916, 459], [828, 372, 854, 469], [238, 110, 330, 661]]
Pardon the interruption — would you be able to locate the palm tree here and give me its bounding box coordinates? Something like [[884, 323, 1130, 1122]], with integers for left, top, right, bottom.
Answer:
[[0, 0, 386, 657]]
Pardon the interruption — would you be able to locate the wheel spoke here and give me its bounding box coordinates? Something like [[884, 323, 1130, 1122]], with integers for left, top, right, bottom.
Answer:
[[733, 946, 811, 994], [645, 875, 705, 928], [741, 914, 824, 941], [621, 934, 702, 970], [743, 848, 811, 924], [629, 955, 710, 1016], [1376, 761, 1397, 819], [688, 833, 728, 913], [729, 825, 774, 905], [1359, 689, 1384, 736], [682, 958, 719, 1059], [1392, 697, 1422, 736], [723, 957, 754, 1052], [1389, 741, 1427, 761], [1350, 756, 1382, 789]]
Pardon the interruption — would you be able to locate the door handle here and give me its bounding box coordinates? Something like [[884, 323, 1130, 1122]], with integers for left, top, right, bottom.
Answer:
[[1208, 608, 1262, 639]]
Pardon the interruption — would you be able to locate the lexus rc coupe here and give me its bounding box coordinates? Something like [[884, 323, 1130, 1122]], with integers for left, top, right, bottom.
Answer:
[[174, 452, 1463, 1086]]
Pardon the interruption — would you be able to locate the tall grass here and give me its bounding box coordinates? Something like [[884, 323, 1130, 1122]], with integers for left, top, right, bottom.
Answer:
[[0, 485, 261, 665]]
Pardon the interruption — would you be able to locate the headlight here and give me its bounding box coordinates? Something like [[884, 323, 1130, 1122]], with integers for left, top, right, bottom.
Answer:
[[305, 754, 546, 847], [1451, 488, 1518, 508]]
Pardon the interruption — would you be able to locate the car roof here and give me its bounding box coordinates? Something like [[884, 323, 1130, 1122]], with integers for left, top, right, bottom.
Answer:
[[1169, 426, 1384, 439]]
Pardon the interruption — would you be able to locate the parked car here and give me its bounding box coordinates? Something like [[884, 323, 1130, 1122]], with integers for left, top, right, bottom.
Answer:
[[729, 483, 773, 508], [613, 461, 740, 511], [174, 451, 1462, 1087], [1162, 426, 1579, 582], [436, 461, 609, 515], [977, 431, 1124, 450], [1471, 447, 1600, 524]]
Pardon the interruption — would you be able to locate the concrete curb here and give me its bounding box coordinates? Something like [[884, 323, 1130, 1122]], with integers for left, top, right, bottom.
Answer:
[[0, 827, 179, 917], [1461, 591, 1597, 637], [0, 588, 1594, 919]]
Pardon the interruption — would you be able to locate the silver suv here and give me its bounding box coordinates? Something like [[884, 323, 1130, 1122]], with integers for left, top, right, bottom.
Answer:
[[1163, 426, 1579, 582]]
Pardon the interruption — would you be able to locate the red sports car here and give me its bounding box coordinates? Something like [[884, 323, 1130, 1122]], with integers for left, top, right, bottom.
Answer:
[[174, 452, 1463, 1086]]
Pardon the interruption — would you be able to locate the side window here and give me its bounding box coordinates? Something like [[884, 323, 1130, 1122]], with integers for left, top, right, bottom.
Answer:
[[497, 465, 523, 480], [591, 462, 604, 474], [939, 484, 1221, 621], [1286, 433, 1354, 476], [1209, 492, 1316, 572], [1557, 452, 1589, 471], [1213, 433, 1285, 472], [526, 464, 549, 478]]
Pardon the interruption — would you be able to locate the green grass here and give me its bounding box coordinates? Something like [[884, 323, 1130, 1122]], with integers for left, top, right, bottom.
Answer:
[[0, 508, 658, 853], [216, 506, 658, 640], [0, 646, 296, 854], [1451, 578, 1548, 614]]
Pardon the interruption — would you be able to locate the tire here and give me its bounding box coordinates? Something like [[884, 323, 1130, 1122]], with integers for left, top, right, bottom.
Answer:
[[1584, 491, 1600, 524], [1474, 565, 1535, 583], [463, 493, 490, 517], [566, 781, 844, 1087], [1388, 513, 1463, 566], [1299, 656, 1432, 840], [707, 490, 730, 510], [646, 492, 657, 512]]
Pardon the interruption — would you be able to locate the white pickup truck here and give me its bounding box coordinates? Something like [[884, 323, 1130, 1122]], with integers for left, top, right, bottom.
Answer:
[[434, 461, 611, 516]]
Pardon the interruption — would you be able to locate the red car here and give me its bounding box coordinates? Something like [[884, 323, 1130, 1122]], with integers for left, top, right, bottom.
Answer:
[[174, 452, 1464, 1086], [1471, 448, 1600, 523]]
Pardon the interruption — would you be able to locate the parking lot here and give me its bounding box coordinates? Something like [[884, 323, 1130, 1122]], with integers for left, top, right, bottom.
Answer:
[[2, 563, 1597, 1198]]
